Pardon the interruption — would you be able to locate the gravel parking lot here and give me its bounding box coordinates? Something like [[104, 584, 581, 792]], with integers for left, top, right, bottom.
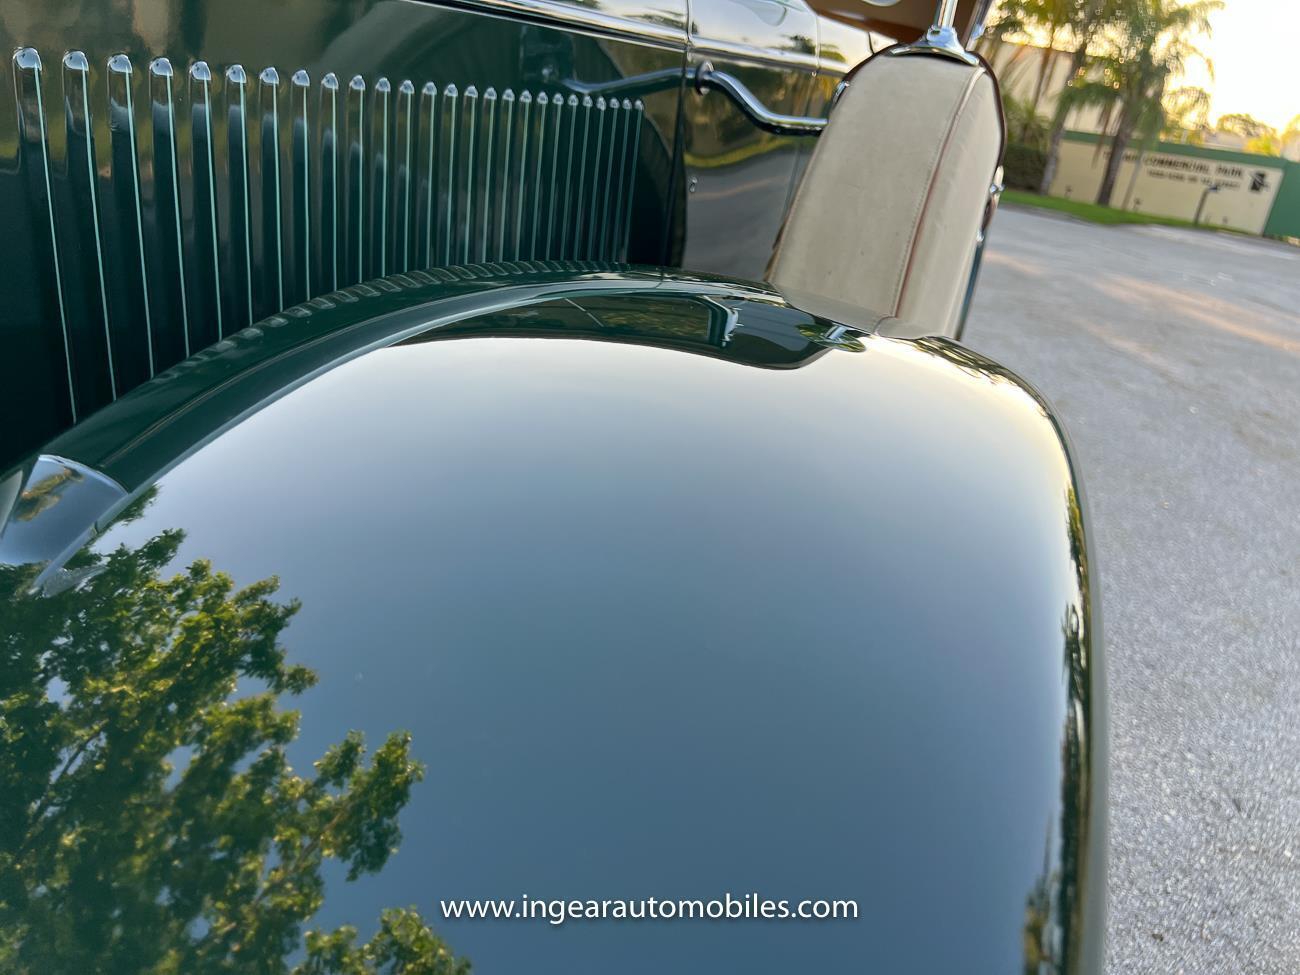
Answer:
[[963, 206, 1300, 974]]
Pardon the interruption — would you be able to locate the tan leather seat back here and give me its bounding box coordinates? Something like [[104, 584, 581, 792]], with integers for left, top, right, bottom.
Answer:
[[768, 52, 1003, 338]]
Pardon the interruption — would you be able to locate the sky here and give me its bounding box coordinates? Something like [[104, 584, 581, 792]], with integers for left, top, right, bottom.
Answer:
[[1179, 0, 1300, 131]]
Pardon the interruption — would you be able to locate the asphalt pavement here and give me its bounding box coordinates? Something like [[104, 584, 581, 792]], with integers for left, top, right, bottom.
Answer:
[[963, 205, 1300, 974]]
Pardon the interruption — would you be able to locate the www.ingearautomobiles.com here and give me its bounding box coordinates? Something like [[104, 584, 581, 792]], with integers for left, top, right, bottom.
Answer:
[[440, 894, 860, 926]]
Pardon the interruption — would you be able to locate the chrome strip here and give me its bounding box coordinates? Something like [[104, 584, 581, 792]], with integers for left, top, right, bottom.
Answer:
[[480, 87, 497, 265], [260, 68, 285, 310], [191, 61, 223, 341], [65, 52, 117, 400], [293, 69, 312, 299], [13, 49, 75, 421], [560, 95, 578, 258], [463, 84, 479, 265], [349, 75, 367, 284], [622, 100, 643, 259], [422, 81, 437, 269], [150, 57, 191, 358], [443, 82, 459, 266], [107, 54, 154, 377], [586, 97, 604, 259], [377, 77, 392, 276], [322, 73, 341, 292], [399, 80, 416, 272], [513, 90, 529, 261], [544, 93, 562, 256], [227, 65, 255, 326]]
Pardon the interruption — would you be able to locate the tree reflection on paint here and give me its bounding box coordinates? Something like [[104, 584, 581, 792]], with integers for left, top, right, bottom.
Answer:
[[0, 491, 467, 975]]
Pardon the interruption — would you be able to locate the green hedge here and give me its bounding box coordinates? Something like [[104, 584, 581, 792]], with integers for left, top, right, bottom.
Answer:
[[1003, 143, 1047, 191]]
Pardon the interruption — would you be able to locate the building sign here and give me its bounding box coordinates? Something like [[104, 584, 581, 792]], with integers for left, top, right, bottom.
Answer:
[[1050, 138, 1286, 235], [1131, 152, 1225, 181]]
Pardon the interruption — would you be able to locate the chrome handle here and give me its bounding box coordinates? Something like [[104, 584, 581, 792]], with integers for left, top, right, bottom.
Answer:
[[693, 62, 827, 136], [565, 63, 831, 137]]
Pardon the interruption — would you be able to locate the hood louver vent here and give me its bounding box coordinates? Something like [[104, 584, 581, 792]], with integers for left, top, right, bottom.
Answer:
[[10, 48, 646, 422]]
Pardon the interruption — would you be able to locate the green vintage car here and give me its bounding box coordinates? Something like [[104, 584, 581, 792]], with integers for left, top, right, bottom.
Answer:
[[0, 1, 1104, 973]]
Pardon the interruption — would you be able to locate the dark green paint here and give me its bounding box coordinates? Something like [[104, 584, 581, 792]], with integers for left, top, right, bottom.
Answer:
[[2, 266, 1105, 974]]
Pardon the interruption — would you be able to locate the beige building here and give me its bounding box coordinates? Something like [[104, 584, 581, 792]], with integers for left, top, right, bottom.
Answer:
[[1048, 134, 1286, 234], [981, 38, 1300, 237]]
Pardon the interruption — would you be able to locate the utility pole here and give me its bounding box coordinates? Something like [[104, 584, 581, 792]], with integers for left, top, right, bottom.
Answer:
[[1194, 182, 1220, 225]]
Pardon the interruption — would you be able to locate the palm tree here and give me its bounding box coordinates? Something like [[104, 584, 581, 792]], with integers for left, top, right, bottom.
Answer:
[[1021, 0, 1079, 116], [1162, 85, 1211, 144], [1060, 0, 1220, 207], [1038, 0, 1125, 195], [1113, 84, 1211, 208], [979, 1, 1046, 125], [981, 2, 1087, 121]]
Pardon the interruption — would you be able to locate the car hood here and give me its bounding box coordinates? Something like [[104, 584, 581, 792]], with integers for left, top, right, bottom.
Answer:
[[0, 265, 1103, 974]]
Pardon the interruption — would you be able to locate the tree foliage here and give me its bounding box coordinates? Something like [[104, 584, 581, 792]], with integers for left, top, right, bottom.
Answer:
[[1245, 133, 1282, 157], [1215, 112, 1273, 140], [1051, 0, 1221, 205], [1003, 92, 1052, 150], [0, 510, 468, 975], [981, 0, 1131, 194], [1161, 85, 1211, 143], [1003, 142, 1050, 190], [1211, 113, 1283, 156], [984, 0, 1081, 115]]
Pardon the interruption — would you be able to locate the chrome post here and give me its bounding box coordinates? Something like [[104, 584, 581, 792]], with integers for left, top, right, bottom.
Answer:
[[891, 0, 979, 66]]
